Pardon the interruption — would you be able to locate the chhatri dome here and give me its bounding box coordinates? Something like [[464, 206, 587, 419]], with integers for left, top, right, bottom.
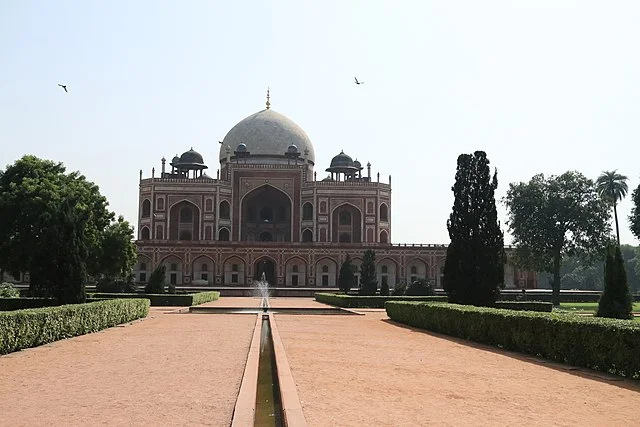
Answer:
[[219, 90, 316, 165]]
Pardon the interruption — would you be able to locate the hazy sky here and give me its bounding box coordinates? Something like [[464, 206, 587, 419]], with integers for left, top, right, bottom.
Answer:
[[1, 1, 639, 245]]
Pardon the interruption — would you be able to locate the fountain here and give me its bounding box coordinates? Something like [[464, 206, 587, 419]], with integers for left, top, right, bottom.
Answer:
[[255, 272, 270, 312]]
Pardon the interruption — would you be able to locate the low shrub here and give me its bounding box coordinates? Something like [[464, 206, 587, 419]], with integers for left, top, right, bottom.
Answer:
[[0, 283, 20, 298], [315, 292, 446, 309], [386, 301, 640, 379], [91, 291, 219, 306], [493, 301, 553, 312], [391, 281, 407, 296], [405, 278, 435, 296], [0, 298, 150, 355], [95, 277, 137, 294]]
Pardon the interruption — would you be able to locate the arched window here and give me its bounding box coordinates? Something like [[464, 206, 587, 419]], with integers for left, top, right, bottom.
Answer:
[[411, 266, 417, 275], [142, 200, 151, 218], [156, 225, 163, 240], [157, 198, 164, 210], [179, 230, 192, 241], [180, 207, 193, 223], [366, 228, 374, 242], [219, 228, 230, 241], [201, 263, 208, 272], [141, 227, 150, 240], [302, 203, 313, 220], [219, 201, 230, 219], [205, 226, 212, 240], [339, 233, 351, 243], [380, 230, 388, 243], [367, 201, 374, 214], [322, 265, 329, 273], [380, 204, 388, 221], [302, 229, 313, 242], [205, 199, 213, 212], [320, 201, 327, 213], [319, 228, 327, 242], [339, 211, 351, 225]]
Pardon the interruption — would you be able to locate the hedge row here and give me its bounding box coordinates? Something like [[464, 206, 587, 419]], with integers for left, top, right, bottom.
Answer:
[[385, 301, 640, 379], [91, 291, 220, 306], [0, 299, 150, 355], [315, 293, 447, 308], [493, 301, 553, 312], [0, 298, 59, 311]]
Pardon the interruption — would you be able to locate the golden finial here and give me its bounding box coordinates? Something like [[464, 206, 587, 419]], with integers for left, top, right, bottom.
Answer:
[[266, 87, 271, 109]]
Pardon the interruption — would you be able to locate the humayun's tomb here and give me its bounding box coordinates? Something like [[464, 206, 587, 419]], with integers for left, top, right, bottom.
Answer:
[[133, 93, 537, 291]]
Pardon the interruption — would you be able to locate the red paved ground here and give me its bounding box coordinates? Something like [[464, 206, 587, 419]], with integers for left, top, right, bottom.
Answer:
[[0, 311, 256, 427], [275, 311, 640, 427]]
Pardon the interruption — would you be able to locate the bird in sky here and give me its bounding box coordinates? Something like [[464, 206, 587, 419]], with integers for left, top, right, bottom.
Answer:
[[58, 84, 68, 93], [354, 77, 364, 85]]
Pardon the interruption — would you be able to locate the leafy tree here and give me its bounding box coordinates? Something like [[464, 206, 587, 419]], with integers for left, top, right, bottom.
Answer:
[[95, 216, 137, 281], [630, 183, 640, 242], [379, 280, 390, 296], [505, 172, 611, 305], [145, 265, 166, 294], [405, 278, 435, 296], [443, 151, 505, 306], [596, 170, 628, 245], [338, 254, 356, 293], [0, 156, 120, 303], [359, 250, 377, 296], [597, 244, 633, 319], [0, 282, 20, 298]]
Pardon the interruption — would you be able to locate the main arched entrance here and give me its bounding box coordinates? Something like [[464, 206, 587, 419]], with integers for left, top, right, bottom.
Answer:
[[255, 258, 276, 286], [241, 185, 292, 242]]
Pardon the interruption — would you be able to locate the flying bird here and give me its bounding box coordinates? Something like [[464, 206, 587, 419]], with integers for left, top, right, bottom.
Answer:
[[354, 77, 364, 85], [58, 84, 68, 93]]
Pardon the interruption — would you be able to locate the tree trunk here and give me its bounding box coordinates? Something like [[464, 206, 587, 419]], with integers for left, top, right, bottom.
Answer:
[[552, 251, 561, 306], [614, 202, 620, 245]]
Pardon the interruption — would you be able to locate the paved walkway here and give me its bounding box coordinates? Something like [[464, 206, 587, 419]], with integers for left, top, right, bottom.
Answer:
[[198, 296, 331, 309], [275, 311, 640, 427], [0, 310, 256, 427]]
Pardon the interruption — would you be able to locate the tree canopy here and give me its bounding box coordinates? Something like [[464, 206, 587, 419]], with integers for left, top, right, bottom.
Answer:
[[504, 171, 611, 305], [630, 183, 640, 242], [443, 151, 505, 306], [595, 170, 628, 245], [0, 155, 137, 303], [338, 254, 356, 294]]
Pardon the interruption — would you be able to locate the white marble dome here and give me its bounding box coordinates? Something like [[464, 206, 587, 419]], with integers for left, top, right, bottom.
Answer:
[[219, 109, 315, 164]]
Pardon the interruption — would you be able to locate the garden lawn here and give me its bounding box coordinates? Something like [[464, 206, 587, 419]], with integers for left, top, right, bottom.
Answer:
[[558, 302, 640, 313]]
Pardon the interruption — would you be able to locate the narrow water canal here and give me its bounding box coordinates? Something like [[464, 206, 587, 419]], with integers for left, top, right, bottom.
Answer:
[[254, 315, 283, 427]]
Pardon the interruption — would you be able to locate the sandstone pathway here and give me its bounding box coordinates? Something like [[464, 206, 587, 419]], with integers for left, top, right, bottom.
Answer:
[[0, 310, 256, 427], [275, 311, 640, 427]]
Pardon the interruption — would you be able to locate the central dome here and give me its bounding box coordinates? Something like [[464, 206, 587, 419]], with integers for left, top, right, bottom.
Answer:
[[219, 109, 315, 164]]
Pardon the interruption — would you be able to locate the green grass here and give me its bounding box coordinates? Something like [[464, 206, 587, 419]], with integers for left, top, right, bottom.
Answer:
[[558, 302, 640, 313]]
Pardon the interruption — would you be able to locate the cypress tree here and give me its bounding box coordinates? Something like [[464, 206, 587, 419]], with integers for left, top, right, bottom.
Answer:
[[359, 249, 378, 296], [597, 244, 633, 319], [443, 151, 505, 306], [145, 265, 166, 294], [338, 254, 356, 294]]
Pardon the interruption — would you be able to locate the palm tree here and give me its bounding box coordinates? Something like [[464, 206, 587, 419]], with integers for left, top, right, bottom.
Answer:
[[596, 170, 629, 245]]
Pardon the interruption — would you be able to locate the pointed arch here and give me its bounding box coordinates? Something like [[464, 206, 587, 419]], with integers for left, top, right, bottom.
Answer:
[[168, 200, 201, 241], [142, 199, 151, 218], [140, 226, 150, 240], [331, 203, 362, 243], [285, 256, 307, 287], [379, 229, 388, 243], [192, 255, 215, 285], [302, 228, 313, 242], [380, 203, 389, 221], [315, 257, 338, 287], [218, 227, 230, 241]]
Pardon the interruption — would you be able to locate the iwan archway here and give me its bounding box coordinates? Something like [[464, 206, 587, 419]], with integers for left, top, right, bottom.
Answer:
[[240, 185, 292, 242], [255, 257, 277, 286]]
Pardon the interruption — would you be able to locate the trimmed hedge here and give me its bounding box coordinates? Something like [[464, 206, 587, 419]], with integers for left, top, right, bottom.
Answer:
[[386, 301, 640, 379], [494, 301, 553, 312], [91, 291, 220, 306], [0, 299, 150, 355], [315, 292, 447, 308]]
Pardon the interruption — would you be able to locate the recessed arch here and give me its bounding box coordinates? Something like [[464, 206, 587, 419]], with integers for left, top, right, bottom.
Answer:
[[380, 230, 388, 243], [302, 202, 313, 220], [223, 256, 245, 286], [315, 257, 338, 287], [380, 203, 389, 221], [218, 227, 230, 241], [168, 200, 200, 241], [192, 255, 215, 285], [377, 257, 398, 289], [219, 200, 230, 219], [302, 228, 313, 242], [285, 256, 307, 287], [140, 226, 150, 240], [406, 258, 429, 283], [142, 199, 151, 218], [240, 184, 292, 242], [331, 203, 362, 243]]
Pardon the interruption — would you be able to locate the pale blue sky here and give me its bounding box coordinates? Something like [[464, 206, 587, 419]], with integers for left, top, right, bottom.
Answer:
[[1, 1, 639, 245]]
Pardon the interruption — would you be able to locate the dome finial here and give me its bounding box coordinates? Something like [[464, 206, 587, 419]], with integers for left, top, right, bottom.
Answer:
[[266, 87, 271, 109]]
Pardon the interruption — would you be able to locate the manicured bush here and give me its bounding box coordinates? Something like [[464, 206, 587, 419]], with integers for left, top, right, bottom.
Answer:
[[315, 292, 446, 309], [386, 301, 640, 379], [0, 298, 150, 355], [493, 301, 553, 312], [0, 282, 20, 298], [0, 298, 58, 311], [405, 278, 435, 296], [92, 291, 219, 306], [597, 244, 633, 319]]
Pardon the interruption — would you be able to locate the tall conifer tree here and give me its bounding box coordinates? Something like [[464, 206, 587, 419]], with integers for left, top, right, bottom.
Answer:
[[359, 249, 378, 296], [443, 151, 505, 305]]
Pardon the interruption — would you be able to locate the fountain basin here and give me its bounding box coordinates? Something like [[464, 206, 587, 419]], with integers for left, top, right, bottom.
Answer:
[[188, 306, 359, 315]]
